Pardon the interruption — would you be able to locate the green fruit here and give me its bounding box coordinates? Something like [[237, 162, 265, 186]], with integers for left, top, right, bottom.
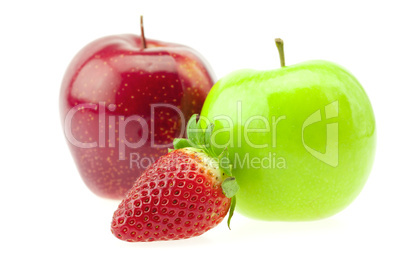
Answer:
[[200, 39, 376, 221]]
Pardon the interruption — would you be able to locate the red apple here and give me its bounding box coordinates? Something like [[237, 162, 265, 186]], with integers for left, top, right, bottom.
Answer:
[[60, 19, 215, 199]]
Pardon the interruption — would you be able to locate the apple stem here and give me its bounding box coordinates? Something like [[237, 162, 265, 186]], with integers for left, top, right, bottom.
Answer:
[[140, 15, 147, 49], [275, 38, 285, 67]]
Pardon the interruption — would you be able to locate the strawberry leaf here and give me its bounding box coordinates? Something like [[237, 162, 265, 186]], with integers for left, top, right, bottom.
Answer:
[[218, 148, 232, 176], [222, 177, 238, 230], [227, 195, 236, 230], [187, 114, 204, 148], [222, 177, 239, 198], [211, 119, 224, 154], [204, 123, 215, 156], [173, 138, 191, 150]]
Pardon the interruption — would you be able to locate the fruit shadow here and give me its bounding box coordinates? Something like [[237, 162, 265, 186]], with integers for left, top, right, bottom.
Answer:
[[110, 214, 345, 249], [220, 212, 346, 242]]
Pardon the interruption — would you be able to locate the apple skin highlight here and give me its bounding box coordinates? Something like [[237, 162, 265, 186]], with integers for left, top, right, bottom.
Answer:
[[201, 60, 376, 221]]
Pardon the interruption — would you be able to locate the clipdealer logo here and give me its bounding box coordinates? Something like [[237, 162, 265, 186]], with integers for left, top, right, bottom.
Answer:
[[63, 102, 185, 160], [302, 100, 339, 167], [63, 100, 339, 168]]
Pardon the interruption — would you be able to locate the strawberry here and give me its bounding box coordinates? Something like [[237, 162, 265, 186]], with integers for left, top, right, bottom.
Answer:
[[111, 115, 239, 242]]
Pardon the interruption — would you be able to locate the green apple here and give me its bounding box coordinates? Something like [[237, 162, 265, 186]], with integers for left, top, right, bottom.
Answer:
[[200, 39, 376, 221]]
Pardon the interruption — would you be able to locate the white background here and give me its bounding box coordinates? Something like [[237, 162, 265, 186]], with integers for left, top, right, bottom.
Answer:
[[1, 0, 401, 267]]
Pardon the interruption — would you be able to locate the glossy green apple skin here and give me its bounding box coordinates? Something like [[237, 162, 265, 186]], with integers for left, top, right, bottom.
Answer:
[[201, 60, 376, 221]]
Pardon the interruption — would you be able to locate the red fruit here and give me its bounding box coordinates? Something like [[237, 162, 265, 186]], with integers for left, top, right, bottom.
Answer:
[[111, 147, 236, 242], [60, 18, 215, 199]]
